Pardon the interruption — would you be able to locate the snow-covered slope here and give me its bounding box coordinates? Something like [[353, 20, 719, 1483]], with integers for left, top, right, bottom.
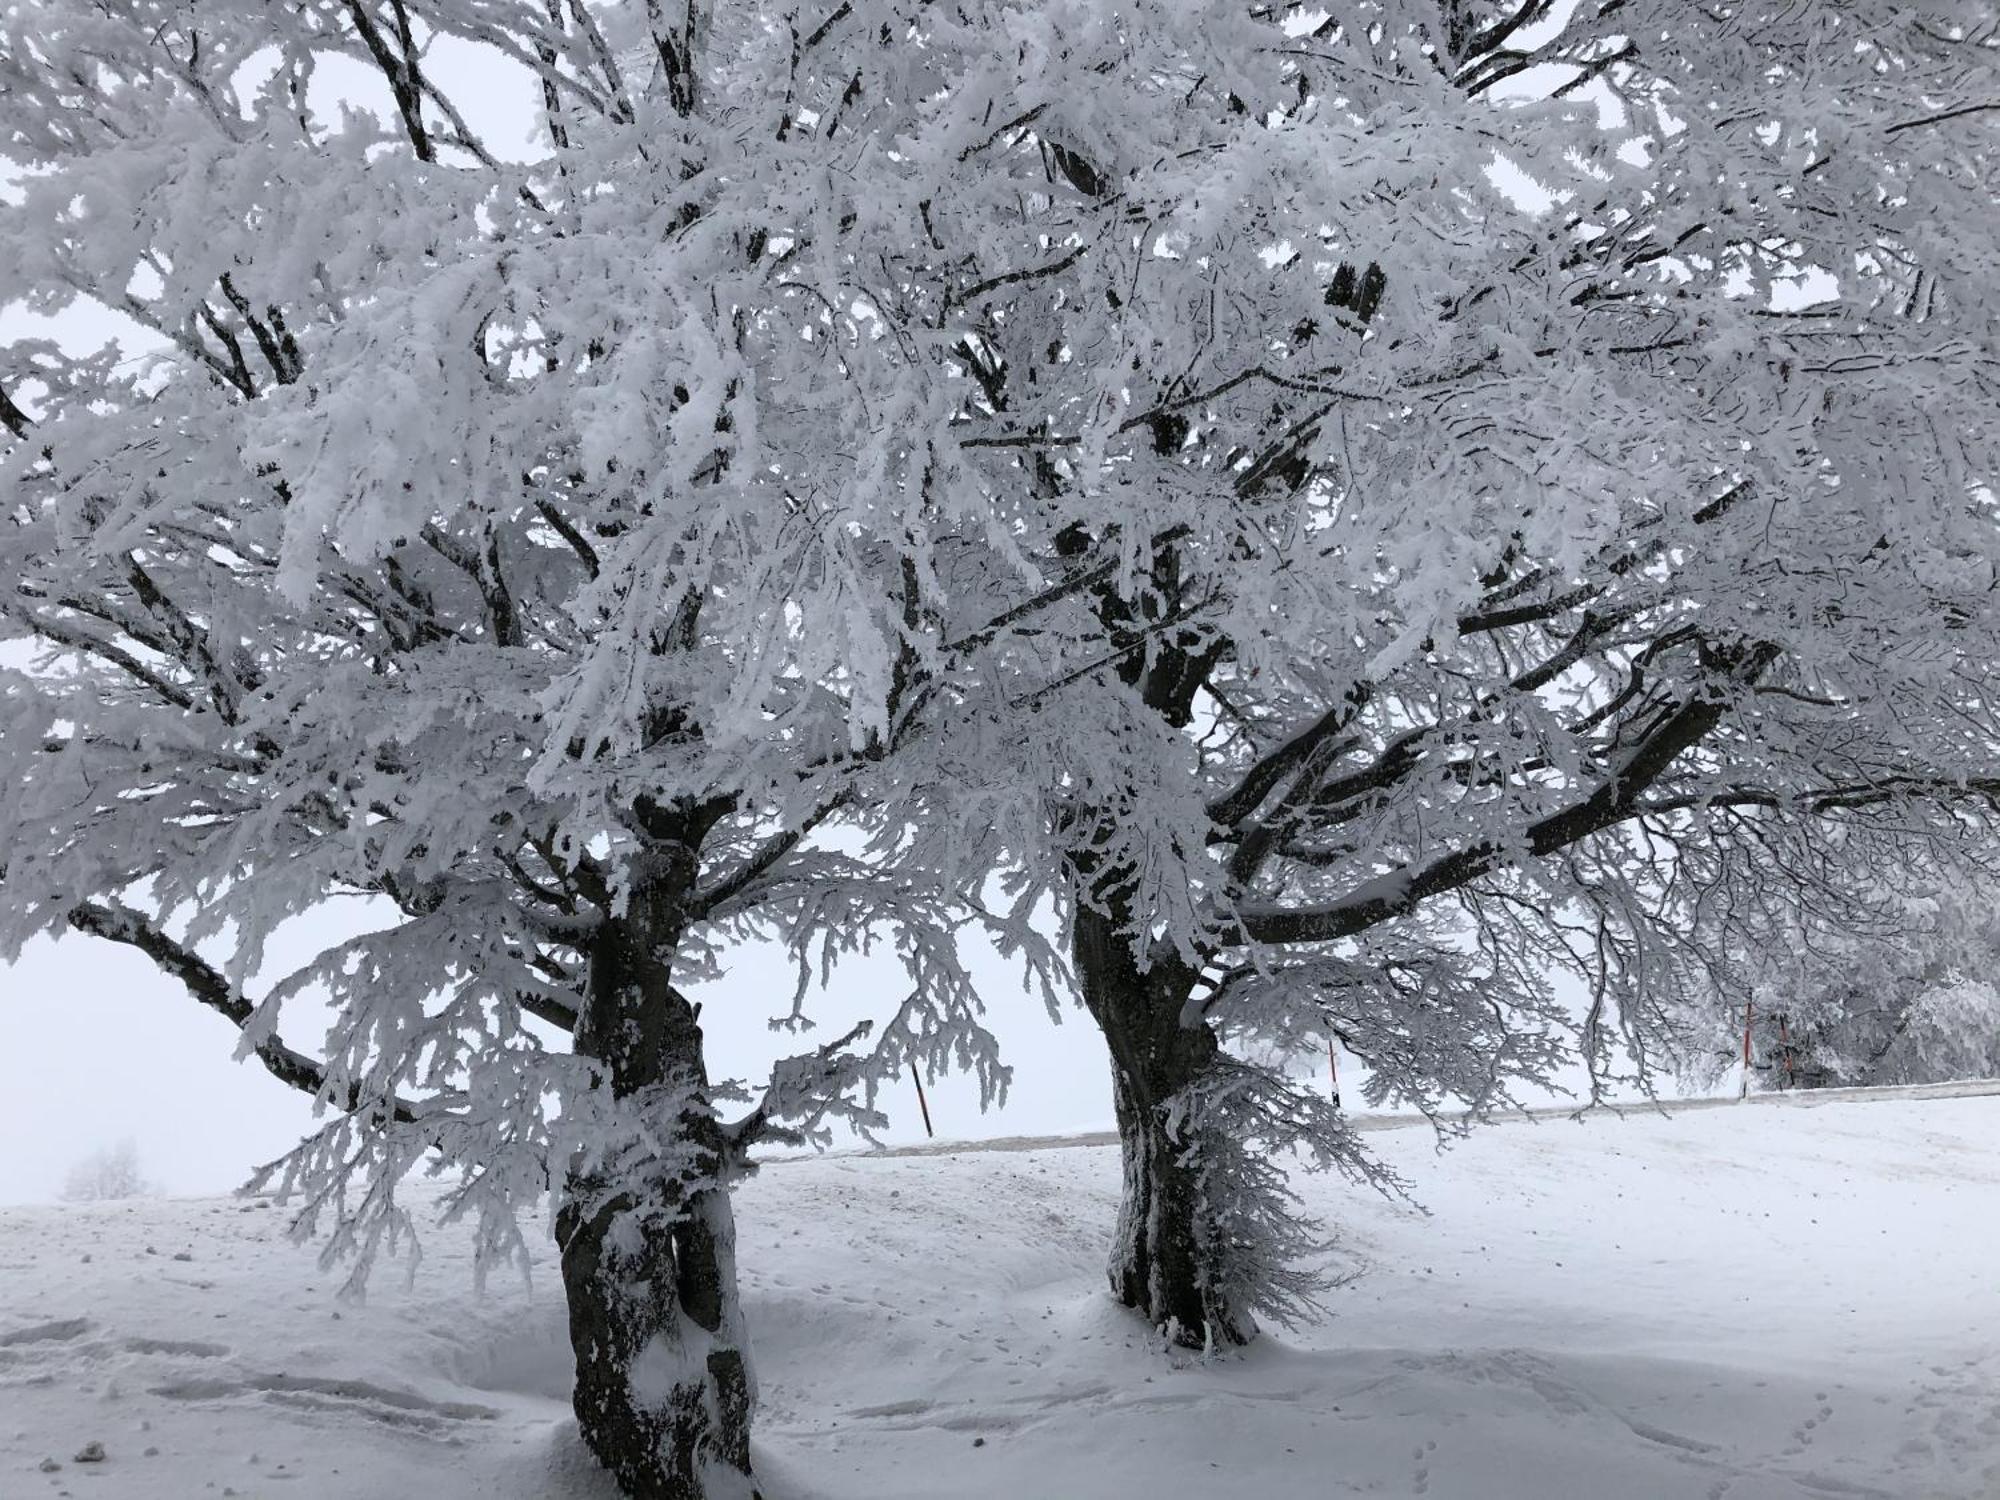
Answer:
[[4, 1093, 1997, 1500]]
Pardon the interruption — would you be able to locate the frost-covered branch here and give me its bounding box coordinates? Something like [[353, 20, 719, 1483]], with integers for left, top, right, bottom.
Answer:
[[65, 901, 420, 1124]]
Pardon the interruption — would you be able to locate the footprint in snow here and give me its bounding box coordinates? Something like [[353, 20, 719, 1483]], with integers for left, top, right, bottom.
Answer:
[[0, 1317, 92, 1349]]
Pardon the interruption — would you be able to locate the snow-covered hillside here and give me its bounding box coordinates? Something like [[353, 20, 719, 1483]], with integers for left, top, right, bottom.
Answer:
[[4, 1093, 1997, 1500]]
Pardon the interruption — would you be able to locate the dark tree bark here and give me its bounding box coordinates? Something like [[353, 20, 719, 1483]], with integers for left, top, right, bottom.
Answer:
[[557, 837, 760, 1500], [1071, 882, 1252, 1350], [1051, 499, 1254, 1350]]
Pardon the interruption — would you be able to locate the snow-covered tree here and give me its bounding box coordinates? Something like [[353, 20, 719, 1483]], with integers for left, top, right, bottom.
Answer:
[[0, 5, 1056, 1496], [881, 1, 2000, 1348], [1691, 864, 2000, 1092], [61, 1138, 152, 1202]]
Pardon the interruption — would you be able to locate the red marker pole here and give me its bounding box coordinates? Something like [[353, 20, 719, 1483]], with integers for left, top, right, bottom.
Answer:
[[1328, 1038, 1342, 1109], [911, 1062, 934, 1139]]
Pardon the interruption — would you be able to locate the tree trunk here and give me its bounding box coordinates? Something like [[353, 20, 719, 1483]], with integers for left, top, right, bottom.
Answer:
[[1073, 901, 1253, 1350], [558, 844, 760, 1500]]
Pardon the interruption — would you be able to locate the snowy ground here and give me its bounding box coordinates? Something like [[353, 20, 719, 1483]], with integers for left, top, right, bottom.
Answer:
[[4, 1092, 1997, 1500]]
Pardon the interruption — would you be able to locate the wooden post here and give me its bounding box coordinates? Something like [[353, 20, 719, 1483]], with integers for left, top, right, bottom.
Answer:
[[911, 1062, 934, 1139]]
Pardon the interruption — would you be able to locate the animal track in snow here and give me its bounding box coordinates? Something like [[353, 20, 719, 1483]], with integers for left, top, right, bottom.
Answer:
[[1410, 1436, 1437, 1495], [1783, 1390, 1837, 1455]]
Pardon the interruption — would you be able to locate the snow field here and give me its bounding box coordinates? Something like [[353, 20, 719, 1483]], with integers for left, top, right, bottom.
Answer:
[[2, 1092, 1996, 1499]]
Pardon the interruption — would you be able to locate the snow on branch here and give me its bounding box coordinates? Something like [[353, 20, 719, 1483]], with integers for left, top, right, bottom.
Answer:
[[65, 901, 421, 1125]]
